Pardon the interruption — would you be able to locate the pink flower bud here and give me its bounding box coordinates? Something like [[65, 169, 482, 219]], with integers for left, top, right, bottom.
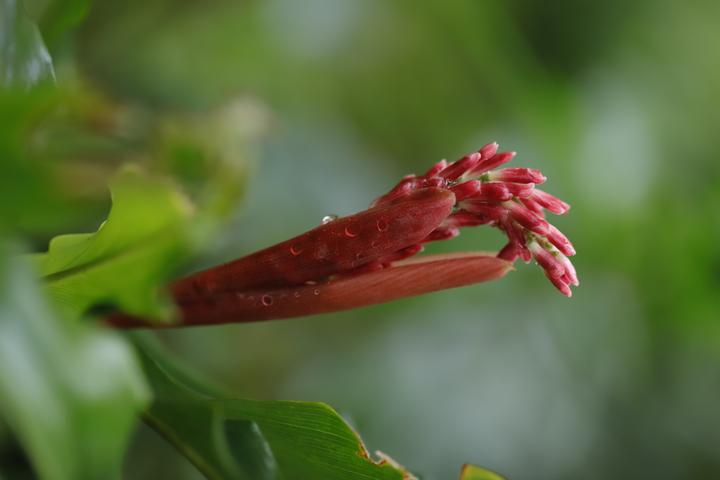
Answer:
[[467, 151, 516, 176], [506, 201, 550, 236], [557, 252, 579, 286], [528, 239, 578, 296], [478, 142, 499, 160], [546, 271, 573, 297], [449, 180, 483, 201], [490, 168, 546, 184], [458, 183, 512, 204], [439, 152, 482, 180], [501, 182, 535, 198], [479, 182, 514, 202], [530, 189, 570, 215], [520, 197, 545, 215], [546, 224, 576, 256], [529, 241, 565, 278], [458, 201, 507, 221]]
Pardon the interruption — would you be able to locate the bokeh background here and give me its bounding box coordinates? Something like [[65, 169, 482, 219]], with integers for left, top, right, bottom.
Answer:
[[2, 0, 720, 479]]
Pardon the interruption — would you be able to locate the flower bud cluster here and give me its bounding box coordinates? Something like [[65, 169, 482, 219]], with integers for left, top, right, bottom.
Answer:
[[374, 142, 578, 296]]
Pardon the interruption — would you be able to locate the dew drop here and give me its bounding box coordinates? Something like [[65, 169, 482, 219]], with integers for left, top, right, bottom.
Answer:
[[313, 289, 320, 296], [290, 243, 303, 256], [261, 294, 273, 306], [322, 214, 338, 224], [376, 219, 389, 232], [370, 240, 379, 248], [344, 226, 357, 237], [293, 291, 301, 298]]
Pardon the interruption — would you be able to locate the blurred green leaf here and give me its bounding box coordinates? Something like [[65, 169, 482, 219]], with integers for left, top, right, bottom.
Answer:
[[76, 1, 261, 108], [156, 100, 259, 219], [36, 0, 91, 44], [33, 166, 196, 320], [0, 86, 68, 234], [0, 0, 54, 87], [0, 241, 149, 480], [460, 464, 507, 480], [134, 335, 412, 480]]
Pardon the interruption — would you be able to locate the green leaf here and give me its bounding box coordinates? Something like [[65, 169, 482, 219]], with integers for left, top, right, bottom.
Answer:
[[460, 464, 507, 480], [0, 86, 67, 234], [0, 0, 55, 87], [36, 0, 92, 45], [33, 165, 196, 320], [133, 335, 414, 480], [0, 241, 149, 480], [156, 100, 258, 219]]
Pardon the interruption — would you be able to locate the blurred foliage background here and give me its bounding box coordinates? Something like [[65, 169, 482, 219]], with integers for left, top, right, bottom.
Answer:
[[2, 0, 720, 479]]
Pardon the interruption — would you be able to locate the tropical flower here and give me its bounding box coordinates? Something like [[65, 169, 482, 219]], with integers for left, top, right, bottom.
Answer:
[[109, 142, 576, 328]]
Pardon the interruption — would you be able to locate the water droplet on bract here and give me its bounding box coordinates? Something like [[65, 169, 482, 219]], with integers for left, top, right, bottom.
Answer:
[[370, 240, 379, 248], [235, 293, 245, 299], [322, 214, 338, 224], [293, 291, 301, 298], [261, 295, 273, 306], [290, 244, 303, 256], [344, 226, 357, 237], [313, 289, 320, 296], [376, 219, 389, 231]]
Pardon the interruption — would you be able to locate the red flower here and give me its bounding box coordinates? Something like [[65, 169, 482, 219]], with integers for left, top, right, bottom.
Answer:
[[109, 142, 576, 328], [371, 141, 578, 297]]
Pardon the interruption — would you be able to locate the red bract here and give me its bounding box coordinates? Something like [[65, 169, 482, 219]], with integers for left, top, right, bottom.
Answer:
[[108, 141, 576, 329], [171, 188, 458, 300], [110, 253, 511, 327]]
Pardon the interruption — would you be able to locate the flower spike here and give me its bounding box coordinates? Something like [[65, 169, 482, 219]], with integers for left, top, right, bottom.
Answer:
[[108, 141, 576, 329]]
